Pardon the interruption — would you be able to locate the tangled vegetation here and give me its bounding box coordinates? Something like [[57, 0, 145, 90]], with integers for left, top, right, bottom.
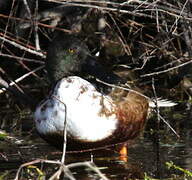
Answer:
[[0, 0, 192, 106], [0, 0, 192, 179]]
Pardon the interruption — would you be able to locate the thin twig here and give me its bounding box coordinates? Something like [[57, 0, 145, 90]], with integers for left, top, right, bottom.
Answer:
[[0, 0, 16, 51], [52, 95, 67, 164], [22, 0, 33, 19], [67, 161, 109, 180], [34, 0, 41, 51], [0, 36, 45, 58], [0, 53, 45, 64], [141, 59, 192, 77], [159, 114, 180, 138], [96, 78, 151, 100], [0, 65, 44, 94], [152, 77, 160, 123]]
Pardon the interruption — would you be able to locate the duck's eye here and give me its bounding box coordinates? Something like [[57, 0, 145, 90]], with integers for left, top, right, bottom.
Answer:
[[68, 48, 76, 54]]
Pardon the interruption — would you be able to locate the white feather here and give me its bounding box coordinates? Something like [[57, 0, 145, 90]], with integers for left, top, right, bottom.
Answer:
[[149, 98, 177, 108], [34, 76, 117, 142]]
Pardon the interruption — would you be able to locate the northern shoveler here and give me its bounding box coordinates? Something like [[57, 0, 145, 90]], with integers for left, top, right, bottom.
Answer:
[[0, 31, 176, 161], [34, 75, 176, 159], [34, 34, 176, 158]]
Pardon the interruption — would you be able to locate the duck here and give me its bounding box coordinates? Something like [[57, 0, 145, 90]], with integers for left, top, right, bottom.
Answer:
[[0, 33, 176, 160], [34, 34, 176, 158], [34, 76, 148, 151]]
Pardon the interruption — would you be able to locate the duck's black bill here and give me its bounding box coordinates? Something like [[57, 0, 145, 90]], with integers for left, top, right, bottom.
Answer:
[[83, 57, 125, 85]]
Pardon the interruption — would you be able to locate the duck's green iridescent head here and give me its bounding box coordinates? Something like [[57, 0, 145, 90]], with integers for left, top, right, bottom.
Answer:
[[46, 33, 125, 86], [46, 35, 89, 83]]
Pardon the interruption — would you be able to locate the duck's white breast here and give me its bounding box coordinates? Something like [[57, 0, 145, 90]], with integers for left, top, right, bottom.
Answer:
[[34, 76, 117, 142]]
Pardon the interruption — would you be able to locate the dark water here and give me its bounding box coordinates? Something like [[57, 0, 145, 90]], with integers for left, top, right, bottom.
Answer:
[[0, 105, 192, 179]]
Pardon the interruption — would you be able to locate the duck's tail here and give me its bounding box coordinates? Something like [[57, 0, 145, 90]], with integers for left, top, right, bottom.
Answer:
[[149, 98, 177, 108]]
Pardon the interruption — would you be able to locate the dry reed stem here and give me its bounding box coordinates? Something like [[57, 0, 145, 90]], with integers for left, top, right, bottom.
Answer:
[[14, 159, 109, 179], [0, 65, 44, 94]]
